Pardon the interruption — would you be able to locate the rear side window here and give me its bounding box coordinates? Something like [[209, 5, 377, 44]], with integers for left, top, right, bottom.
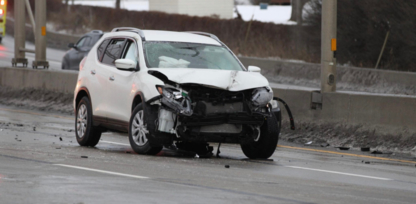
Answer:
[[102, 39, 126, 66], [97, 39, 110, 61]]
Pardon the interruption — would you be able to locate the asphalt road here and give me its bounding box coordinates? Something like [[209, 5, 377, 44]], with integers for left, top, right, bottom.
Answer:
[[0, 35, 66, 70], [0, 105, 416, 204]]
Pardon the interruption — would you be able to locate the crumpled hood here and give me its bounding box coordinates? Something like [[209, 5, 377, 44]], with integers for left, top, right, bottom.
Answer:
[[148, 68, 270, 91]]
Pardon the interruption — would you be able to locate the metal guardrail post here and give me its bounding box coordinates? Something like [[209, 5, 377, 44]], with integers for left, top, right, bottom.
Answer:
[[33, 0, 48, 69], [320, 0, 337, 93], [12, 0, 28, 67]]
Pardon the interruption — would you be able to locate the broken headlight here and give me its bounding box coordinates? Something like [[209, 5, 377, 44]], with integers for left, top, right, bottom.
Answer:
[[251, 87, 273, 107], [160, 86, 193, 116]]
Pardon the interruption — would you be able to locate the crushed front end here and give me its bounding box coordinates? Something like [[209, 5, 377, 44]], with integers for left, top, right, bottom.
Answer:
[[149, 84, 279, 144]]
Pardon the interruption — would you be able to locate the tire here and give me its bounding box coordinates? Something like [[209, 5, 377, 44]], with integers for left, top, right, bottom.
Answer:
[[62, 60, 69, 70], [241, 113, 281, 159], [75, 96, 102, 147], [129, 103, 163, 155]]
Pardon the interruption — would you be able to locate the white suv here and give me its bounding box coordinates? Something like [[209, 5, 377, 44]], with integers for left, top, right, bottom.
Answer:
[[74, 27, 283, 159]]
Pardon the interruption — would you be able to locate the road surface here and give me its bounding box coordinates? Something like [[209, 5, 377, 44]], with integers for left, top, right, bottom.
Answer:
[[0, 105, 415, 204]]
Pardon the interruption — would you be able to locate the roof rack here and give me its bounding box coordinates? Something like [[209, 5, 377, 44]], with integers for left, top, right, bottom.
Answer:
[[183, 31, 220, 42], [90, 30, 103, 34], [111, 27, 146, 41]]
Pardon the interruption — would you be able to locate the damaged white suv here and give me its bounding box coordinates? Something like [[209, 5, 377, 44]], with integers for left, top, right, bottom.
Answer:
[[74, 27, 285, 159]]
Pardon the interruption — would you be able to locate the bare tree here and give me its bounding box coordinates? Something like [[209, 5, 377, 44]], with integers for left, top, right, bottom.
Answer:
[[115, 0, 121, 9]]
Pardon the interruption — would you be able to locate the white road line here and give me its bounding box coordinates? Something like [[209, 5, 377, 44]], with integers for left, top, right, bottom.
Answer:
[[54, 164, 149, 179], [100, 140, 130, 146], [285, 166, 392, 181]]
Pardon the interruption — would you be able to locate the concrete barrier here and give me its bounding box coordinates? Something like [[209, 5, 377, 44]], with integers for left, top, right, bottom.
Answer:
[[1, 67, 415, 137], [0, 67, 78, 93], [240, 57, 416, 95]]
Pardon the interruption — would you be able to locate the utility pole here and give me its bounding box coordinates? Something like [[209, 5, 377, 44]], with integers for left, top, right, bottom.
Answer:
[[12, 0, 28, 67], [33, 0, 48, 69], [320, 0, 337, 93]]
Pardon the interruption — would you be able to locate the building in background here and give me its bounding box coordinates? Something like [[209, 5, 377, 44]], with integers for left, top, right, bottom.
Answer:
[[149, 0, 234, 19]]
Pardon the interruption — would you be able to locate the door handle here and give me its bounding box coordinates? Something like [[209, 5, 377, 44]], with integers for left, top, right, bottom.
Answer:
[[109, 76, 115, 81], [91, 70, 96, 75]]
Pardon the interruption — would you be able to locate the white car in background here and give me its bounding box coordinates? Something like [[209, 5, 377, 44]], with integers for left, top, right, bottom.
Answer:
[[73, 27, 286, 159]]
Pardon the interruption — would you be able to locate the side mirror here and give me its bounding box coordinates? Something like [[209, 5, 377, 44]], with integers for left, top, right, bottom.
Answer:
[[115, 59, 137, 71], [248, 66, 261, 72], [68, 43, 76, 49]]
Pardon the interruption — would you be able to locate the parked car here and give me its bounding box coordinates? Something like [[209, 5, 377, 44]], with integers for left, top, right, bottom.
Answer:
[[62, 30, 103, 70], [73, 27, 284, 159]]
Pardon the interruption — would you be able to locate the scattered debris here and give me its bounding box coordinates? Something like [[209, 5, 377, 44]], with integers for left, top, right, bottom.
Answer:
[[225, 165, 230, 168], [371, 150, 383, 154], [361, 147, 370, 152], [15, 138, 21, 142], [125, 151, 131, 154], [337, 147, 350, 151], [15, 124, 23, 127], [81, 156, 88, 158], [68, 129, 73, 132], [305, 141, 313, 145], [33, 127, 36, 131], [365, 161, 371, 164], [320, 143, 330, 147], [56, 147, 61, 149], [59, 137, 63, 141]]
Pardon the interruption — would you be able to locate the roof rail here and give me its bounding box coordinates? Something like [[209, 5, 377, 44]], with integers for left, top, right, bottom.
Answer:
[[90, 30, 103, 34], [111, 27, 146, 41], [184, 31, 220, 42]]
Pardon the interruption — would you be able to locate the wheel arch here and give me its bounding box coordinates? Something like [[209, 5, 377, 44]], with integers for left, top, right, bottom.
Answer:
[[75, 88, 91, 111], [132, 92, 144, 112]]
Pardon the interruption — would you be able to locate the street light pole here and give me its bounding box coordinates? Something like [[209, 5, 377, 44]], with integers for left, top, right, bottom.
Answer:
[[320, 0, 337, 93], [12, 0, 28, 67], [33, 0, 49, 69]]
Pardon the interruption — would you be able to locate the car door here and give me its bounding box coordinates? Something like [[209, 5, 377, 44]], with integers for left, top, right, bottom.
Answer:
[[92, 38, 126, 122], [106, 39, 139, 126], [68, 36, 91, 69], [87, 38, 111, 120]]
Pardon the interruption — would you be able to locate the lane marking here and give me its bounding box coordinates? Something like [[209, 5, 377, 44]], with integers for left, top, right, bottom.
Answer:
[[54, 164, 149, 179], [101, 140, 130, 146], [285, 166, 392, 181], [0, 108, 73, 120], [278, 145, 416, 164]]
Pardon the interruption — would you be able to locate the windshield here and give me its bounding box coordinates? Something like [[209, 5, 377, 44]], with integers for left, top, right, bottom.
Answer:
[[144, 42, 244, 71]]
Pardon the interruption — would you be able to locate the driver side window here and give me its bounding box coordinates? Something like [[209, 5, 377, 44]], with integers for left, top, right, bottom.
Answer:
[[122, 40, 137, 62]]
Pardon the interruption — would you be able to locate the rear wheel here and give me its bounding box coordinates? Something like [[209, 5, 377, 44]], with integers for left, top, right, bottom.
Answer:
[[129, 104, 163, 155], [75, 97, 102, 147], [241, 113, 280, 159]]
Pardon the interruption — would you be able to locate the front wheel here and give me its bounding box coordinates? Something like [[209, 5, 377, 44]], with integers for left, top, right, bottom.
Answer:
[[75, 96, 102, 147], [241, 113, 281, 159], [129, 103, 163, 155]]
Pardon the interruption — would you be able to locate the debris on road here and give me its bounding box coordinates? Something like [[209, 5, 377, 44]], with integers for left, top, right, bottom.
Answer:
[[81, 156, 88, 158], [371, 150, 383, 154], [33, 127, 36, 131], [59, 137, 63, 141], [225, 165, 230, 168], [361, 147, 370, 152], [337, 147, 350, 151], [305, 141, 313, 145]]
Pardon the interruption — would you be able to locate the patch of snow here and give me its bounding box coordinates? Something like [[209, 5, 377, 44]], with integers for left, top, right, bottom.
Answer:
[[235, 5, 294, 24], [69, 1, 293, 24], [69, 0, 149, 11]]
